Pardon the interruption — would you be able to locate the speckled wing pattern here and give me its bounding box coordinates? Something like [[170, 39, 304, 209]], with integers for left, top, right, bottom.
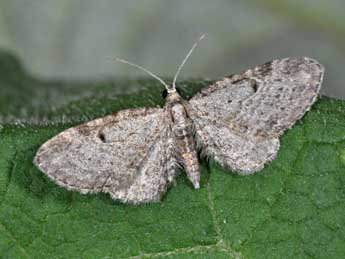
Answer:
[[34, 107, 177, 204], [189, 57, 324, 173], [34, 56, 324, 203]]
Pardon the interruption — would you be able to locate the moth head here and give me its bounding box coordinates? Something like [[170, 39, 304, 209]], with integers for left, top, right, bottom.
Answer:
[[162, 87, 181, 100], [163, 87, 183, 102]]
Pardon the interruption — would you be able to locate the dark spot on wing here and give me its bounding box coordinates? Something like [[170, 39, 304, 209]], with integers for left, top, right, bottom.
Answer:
[[250, 79, 258, 92], [98, 132, 106, 142]]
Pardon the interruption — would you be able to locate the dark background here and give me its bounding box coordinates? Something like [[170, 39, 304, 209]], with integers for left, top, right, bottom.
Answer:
[[1, 0, 344, 98]]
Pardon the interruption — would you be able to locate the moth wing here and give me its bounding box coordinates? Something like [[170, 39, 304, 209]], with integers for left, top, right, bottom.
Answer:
[[34, 107, 177, 204], [189, 57, 324, 140], [188, 57, 323, 173], [192, 115, 280, 174]]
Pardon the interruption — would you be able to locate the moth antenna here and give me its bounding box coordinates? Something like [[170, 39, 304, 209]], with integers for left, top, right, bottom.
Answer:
[[172, 33, 207, 89], [114, 58, 171, 90]]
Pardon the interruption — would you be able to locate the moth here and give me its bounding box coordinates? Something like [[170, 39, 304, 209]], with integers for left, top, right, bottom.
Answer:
[[34, 35, 324, 204]]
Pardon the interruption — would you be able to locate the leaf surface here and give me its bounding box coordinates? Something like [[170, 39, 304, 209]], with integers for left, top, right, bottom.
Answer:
[[1, 52, 345, 259]]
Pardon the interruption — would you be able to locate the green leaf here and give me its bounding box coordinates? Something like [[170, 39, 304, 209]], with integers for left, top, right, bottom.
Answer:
[[1, 51, 345, 259]]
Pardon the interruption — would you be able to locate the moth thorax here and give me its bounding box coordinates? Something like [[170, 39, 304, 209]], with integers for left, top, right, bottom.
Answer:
[[171, 103, 188, 122]]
